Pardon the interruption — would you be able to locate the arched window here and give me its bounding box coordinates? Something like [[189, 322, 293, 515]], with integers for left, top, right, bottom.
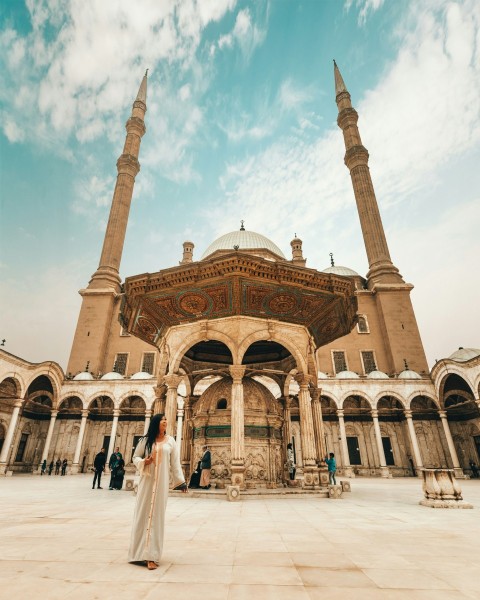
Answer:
[[216, 398, 227, 410], [357, 315, 369, 334]]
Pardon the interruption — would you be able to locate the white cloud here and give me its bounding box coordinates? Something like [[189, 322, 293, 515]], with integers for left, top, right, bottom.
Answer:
[[216, 7, 267, 59], [3, 118, 25, 142], [345, 0, 385, 25]]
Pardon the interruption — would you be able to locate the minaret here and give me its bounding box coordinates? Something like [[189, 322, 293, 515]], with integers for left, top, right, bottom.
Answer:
[[180, 241, 194, 264], [290, 235, 306, 267], [89, 71, 148, 289], [334, 60, 402, 286], [334, 61, 428, 374], [67, 72, 148, 376]]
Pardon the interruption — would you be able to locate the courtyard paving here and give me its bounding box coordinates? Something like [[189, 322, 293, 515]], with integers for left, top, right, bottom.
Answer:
[[0, 474, 479, 599]]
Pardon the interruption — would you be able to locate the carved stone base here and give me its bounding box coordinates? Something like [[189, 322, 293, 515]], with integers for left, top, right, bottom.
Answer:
[[286, 480, 301, 487], [342, 466, 355, 478], [302, 467, 318, 490], [453, 468, 466, 479], [231, 465, 245, 490], [340, 480, 351, 492], [420, 499, 473, 509], [328, 485, 343, 499], [125, 478, 135, 492], [69, 464, 80, 475], [226, 485, 241, 501], [380, 466, 391, 478]]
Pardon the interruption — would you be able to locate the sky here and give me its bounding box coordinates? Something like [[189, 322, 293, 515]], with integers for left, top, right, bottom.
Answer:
[[0, 0, 479, 371]]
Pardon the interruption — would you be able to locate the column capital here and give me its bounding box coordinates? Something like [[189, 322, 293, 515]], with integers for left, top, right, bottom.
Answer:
[[310, 387, 321, 402], [14, 400, 23, 409], [229, 365, 246, 383], [404, 409, 413, 419], [113, 409, 121, 418], [50, 409, 59, 418], [163, 373, 183, 389], [154, 383, 167, 398], [81, 409, 89, 418], [294, 372, 311, 389], [438, 410, 447, 419], [371, 409, 379, 419], [145, 408, 153, 417], [337, 409, 345, 418]]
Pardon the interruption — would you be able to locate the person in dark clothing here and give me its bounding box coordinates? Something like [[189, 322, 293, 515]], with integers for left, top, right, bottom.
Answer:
[[189, 460, 202, 488], [112, 454, 125, 490], [470, 460, 479, 478], [199, 445, 212, 489], [61, 459, 68, 475], [41, 459, 47, 475], [93, 448, 106, 489], [325, 452, 337, 485], [109, 447, 124, 490], [55, 458, 61, 475], [48, 460, 54, 475]]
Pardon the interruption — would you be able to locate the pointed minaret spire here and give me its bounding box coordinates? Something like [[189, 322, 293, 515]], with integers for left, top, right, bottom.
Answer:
[[334, 61, 403, 285], [89, 72, 148, 289], [333, 59, 347, 95]]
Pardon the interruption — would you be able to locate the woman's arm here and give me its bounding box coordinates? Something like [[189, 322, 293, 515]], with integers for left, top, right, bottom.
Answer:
[[169, 437, 186, 490], [132, 437, 148, 475]]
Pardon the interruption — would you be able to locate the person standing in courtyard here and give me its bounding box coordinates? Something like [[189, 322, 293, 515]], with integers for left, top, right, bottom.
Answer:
[[55, 458, 61, 475], [111, 452, 125, 490], [199, 445, 212, 489], [109, 446, 122, 490], [325, 452, 337, 485], [286, 443, 296, 481], [128, 413, 186, 570], [61, 458, 68, 475], [48, 460, 54, 475], [41, 459, 47, 475], [92, 447, 106, 489]]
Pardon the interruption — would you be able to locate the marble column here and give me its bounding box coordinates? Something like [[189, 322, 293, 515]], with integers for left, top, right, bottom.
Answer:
[[295, 375, 319, 488], [404, 409, 423, 475], [311, 388, 326, 461], [143, 409, 152, 435], [107, 409, 120, 460], [0, 400, 23, 474], [176, 400, 184, 448], [439, 410, 463, 478], [71, 410, 88, 474], [283, 396, 292, 475], [163, 374, 183, 437], [337, 409, 354, 478], [229, 365, 246, 489], [181, 397, 194, 470], [371, 409, 390, 478]]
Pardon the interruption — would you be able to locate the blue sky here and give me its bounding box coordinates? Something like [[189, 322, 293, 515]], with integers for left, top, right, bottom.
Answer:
[[1, 0, 479, 369]]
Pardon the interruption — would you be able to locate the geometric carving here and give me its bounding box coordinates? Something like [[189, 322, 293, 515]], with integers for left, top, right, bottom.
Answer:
[[267, 293, 297, 314], [178, 292, 210, 316]]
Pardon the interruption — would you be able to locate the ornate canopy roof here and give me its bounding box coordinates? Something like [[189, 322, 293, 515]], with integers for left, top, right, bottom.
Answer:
[[121, 251, 358, 348]]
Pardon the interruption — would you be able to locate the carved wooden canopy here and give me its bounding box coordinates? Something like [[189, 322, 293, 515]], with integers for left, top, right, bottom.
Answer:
[[121, 252, 358, 348]]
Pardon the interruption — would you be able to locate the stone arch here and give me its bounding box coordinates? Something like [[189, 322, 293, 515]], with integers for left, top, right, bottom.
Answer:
[[436, 370, 475, 401], [88, 395, 115, 411], [339, 390, 373, 409], [26, 363, 64, 400], [238, 331, 307, 374], [170, 331, 236, 372], [192, 374, 223, 396], [283, 369, 299, 397], [178, 368, 192, 397], [118, 390, 149, 408], [58, 390, 88, 408], [58, 396, 83, 413], [406, 392, 440, 410], [0, 375, 24, 399], [373, 390, 407, 409], [251, 375, 282, 399]]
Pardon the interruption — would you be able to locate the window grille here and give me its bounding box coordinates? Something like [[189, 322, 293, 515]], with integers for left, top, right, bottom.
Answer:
[[141, 352, 155, 375], [332, 351, 347, 374], [361, 351, 377, 374], [114, 353, 128, 375]]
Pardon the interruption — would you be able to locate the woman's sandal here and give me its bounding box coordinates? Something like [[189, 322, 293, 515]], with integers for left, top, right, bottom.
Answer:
[[147, 561, 158, 570]]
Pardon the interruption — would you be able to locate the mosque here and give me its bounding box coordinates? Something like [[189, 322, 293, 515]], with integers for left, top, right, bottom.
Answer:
[[1, 64, 479, 487]]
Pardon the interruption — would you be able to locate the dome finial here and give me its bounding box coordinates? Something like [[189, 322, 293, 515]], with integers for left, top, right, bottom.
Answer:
[[403, 358, 409, 370], [240, 220, 245, 231], [329, 252, 334, 267]]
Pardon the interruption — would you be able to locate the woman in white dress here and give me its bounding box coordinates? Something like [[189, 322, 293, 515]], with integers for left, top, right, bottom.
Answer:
[[128, 413, 187, 569]]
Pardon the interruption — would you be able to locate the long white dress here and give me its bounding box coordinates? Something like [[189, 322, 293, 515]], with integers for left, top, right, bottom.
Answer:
[[128, 435, 185, 563]]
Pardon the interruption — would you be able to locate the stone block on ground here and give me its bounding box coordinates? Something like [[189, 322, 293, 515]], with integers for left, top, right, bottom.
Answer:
[[226, 484, 241, 501], [328, 484, 343, 499], [340, 480, 351, 492]]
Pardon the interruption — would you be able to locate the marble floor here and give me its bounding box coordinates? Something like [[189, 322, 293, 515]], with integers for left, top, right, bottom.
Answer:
[[0, 474, 479, 599]]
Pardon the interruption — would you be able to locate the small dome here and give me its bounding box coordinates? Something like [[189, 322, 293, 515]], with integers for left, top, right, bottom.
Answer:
[[73, 371, 94, 381], [131, 372, 154, 380], [322, 265, 361, 277], [197, 376, 280, 415], [367, 370, 389, 379], [201, 229, 285, 260], [101, 372, 124, 380], [398, 370, 422, 379], [318, 371, 329, 380], [447, 348, 480, 362], [336, 370, 360, 379]]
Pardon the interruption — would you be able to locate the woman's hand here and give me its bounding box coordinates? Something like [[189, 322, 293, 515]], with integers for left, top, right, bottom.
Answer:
[[144, 454, 154, 466]]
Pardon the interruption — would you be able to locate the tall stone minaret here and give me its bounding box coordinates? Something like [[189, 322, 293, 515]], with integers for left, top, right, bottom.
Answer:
[[67, 72, 148, 376], [334, 60, 402, 286], [334, 61, 428, 374]]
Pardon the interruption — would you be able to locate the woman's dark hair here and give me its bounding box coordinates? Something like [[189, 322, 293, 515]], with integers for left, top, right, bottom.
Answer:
[[145, 413, 165, 454]]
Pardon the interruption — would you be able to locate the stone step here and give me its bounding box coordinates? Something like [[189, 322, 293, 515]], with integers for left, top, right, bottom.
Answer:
[[171, 487, 330, 499]]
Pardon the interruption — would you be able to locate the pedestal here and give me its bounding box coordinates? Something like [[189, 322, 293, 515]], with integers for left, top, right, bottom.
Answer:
[[328, 485, 343, 499], [226, 485, 241, 501], [420, 468, 473, 509]]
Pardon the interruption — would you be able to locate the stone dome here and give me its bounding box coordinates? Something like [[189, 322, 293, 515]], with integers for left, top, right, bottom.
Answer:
[[398, 370, 422, 379], [131, 372, 154, 380], [196, 376, 280, 415], [73, 371, 94, 381], [336, 370, 360, 379], [201, 229, 285, 260], [322, 265, 361, 277], [448, 347, 480, 362], [101, 372, 124, 380], [367, 370, 389, 379]]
